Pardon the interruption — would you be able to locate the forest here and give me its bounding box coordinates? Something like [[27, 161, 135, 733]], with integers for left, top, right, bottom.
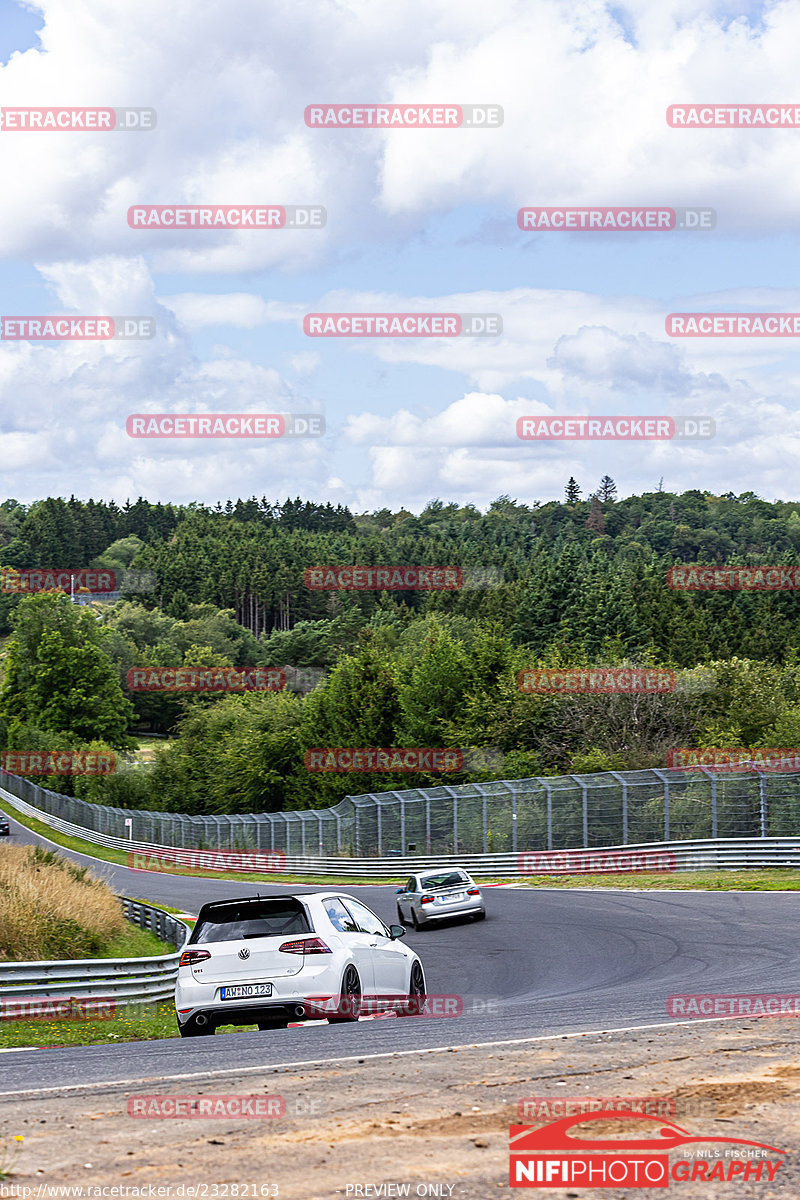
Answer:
[[1, 484, 800, 816]]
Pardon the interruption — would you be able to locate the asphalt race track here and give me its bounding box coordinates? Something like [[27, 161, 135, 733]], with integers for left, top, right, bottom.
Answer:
[[3, 805, 800, 1095]]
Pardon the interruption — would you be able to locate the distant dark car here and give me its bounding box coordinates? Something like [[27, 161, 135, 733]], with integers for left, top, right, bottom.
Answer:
[[0, 817, 9, 837]]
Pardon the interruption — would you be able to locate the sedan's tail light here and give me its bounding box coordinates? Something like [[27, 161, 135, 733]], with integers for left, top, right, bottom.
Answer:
[[180, 949, 211, 966], [420, 895, 434, 904], [467, 887, 481, 896], [278, 936, 332, 954]]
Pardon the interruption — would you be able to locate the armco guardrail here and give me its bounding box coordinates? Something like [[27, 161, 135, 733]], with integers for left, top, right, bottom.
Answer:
[[0, 898, 190, 1011]]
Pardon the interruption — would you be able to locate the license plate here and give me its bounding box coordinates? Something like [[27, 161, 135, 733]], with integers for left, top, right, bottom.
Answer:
[[220, 983, 273, 1000], [438, 892, 465, 903]]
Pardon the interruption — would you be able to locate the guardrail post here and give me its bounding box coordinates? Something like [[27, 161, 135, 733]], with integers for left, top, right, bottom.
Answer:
[[759, 771, 768, 837]]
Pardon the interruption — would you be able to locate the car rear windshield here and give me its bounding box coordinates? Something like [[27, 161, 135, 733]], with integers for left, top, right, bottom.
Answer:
[[191, 899, 312, 944], [420, 871, 469, 891]]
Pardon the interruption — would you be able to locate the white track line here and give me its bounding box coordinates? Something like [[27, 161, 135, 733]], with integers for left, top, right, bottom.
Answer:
[[0, 1013, 785, 1099]]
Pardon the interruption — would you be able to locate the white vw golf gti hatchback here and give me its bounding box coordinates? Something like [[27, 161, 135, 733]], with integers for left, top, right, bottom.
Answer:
[[175, 892, 426, 1036]]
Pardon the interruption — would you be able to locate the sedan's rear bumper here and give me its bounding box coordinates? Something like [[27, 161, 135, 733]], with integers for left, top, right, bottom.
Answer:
[[417, 898, 484, 923]]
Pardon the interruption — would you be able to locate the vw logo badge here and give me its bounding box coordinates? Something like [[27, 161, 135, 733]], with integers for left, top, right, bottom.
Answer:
[[238, 947, 250, 959]]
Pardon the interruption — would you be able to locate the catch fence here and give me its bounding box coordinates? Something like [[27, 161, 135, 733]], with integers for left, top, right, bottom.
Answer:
[[3, 765, 800, 858]]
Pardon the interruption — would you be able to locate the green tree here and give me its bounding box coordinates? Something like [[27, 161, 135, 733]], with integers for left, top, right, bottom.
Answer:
[[0, 593, 133, 745]]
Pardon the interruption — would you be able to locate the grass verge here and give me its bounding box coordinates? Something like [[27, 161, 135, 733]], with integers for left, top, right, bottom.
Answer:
[[0, 1001, 276, 1048]]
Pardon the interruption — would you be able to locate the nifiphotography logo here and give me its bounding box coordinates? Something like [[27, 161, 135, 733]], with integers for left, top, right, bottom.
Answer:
[[509, 1111, 785, 1188]]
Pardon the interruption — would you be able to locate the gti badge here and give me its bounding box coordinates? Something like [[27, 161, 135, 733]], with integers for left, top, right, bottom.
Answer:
[[238, 947, 250, 959]]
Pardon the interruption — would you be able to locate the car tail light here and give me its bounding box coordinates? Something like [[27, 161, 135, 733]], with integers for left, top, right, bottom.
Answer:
[[180, 949, 211, 966], [467, 887, 480, 896], [420, 895, 434, 904], [278, 936, 332, 954]]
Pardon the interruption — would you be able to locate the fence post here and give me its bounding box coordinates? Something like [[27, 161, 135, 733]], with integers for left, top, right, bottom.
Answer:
[[759, 772, 768, 837], [426, 794, 431, 854], [569, 777, 589, 848], [542, 780, 553, 850], [698, 768, 717, 838], [399, 795, 406, 853], [335, 811, 342, 854], [652, 769, 670, 841], [511, 784, 518, 854], [454, 793, 458, 854], [609, 772, 628, 844]]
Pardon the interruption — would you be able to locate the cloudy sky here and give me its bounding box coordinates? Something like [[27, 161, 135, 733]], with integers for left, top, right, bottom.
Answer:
[[0, 0, 798, 511]]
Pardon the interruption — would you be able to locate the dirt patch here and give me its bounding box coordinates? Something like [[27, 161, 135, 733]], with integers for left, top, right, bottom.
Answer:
[[2, 1022, 800, 1199]]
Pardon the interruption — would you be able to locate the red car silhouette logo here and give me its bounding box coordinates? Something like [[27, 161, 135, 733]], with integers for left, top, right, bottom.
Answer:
[[511, 1110, 784, 1154]]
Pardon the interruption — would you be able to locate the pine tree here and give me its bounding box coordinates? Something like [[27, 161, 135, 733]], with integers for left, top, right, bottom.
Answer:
[[565, 478, 582, 504], [596, 475, 617, 503]]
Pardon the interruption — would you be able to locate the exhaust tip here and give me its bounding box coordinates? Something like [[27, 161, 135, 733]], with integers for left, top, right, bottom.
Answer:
[[295, 1005, 306, 1016], [195, 1012, 208, 1026]]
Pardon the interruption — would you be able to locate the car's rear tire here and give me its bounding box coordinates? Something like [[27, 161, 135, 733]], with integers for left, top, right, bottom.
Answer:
[[473, 910, 486, 921], [401, 960, 427, 1016], [410, 908, 422, 931], [178, 1016, 214, 1037], [327, 965, 361, 1023], [396, 905, 407, 925]]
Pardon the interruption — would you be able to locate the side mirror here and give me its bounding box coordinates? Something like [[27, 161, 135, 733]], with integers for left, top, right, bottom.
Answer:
[[395, 888, 404, 894], [389, 924, 406, 940]]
